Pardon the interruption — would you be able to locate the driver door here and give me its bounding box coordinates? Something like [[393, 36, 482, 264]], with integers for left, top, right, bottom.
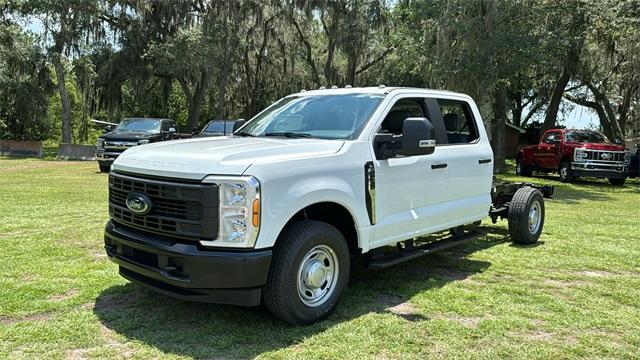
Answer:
[[371, 96, 450, 249]]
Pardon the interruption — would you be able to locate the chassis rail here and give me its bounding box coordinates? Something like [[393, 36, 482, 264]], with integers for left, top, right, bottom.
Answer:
[[489, 179, 554, 223]]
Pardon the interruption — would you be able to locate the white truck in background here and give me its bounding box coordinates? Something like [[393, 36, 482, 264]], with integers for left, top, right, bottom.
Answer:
[[104, 87, 553, 324]]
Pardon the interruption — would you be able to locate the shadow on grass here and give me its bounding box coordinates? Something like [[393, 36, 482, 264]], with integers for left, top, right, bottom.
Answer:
[[94, 233, 504, 358]]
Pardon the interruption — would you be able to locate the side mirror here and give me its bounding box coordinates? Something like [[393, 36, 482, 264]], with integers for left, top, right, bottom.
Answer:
[[552, 138, 561, 146], [233, 119, 246, 132], [401, 117, 436, 156], [168, 127, 177, 133], [613, 138, 622, 145], [192, 127, 199, 135], [374, 117, 435, 160], [103, 125, 114, 133]]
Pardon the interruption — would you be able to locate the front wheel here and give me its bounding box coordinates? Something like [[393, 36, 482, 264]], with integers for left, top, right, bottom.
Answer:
[[263, 220, 350, 325], [508, 187, 545, 245], [608, 177, 626, 186], [516, 157, 533, 177], [558, 161, 574, 183]]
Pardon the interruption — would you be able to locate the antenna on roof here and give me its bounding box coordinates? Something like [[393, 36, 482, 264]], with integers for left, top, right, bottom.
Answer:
[[300, 89, 306, 92], [331, 85, 338, 89], [319, 86, 326, 90], [345, 85, 352, 88], [378, 84, 386, 88]]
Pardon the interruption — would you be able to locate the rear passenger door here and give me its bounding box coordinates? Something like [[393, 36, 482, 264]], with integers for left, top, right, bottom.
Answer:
[[435, 98, 493, 224]]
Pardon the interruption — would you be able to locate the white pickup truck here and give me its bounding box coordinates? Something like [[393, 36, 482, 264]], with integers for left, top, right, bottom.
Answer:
[[104, 87, 553, 324]]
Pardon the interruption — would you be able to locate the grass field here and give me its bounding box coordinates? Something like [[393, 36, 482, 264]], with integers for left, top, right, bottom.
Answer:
[[1, 157, 639, 359]]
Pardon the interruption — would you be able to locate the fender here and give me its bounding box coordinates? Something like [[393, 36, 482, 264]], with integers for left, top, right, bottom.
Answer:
[[253, 176, 370, 250]]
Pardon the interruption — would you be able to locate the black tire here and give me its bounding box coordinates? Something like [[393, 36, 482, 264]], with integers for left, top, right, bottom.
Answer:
[[558, 160, 574, 183], [99, 164, 110, 173], [508, 187, 545, 245], [263, 220, 350, 325], [608, 177, 626, 186], [516, 157, 533, 177]]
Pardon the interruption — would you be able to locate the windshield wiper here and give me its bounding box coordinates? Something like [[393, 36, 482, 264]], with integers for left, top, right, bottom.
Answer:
[[264, 132, 312, 138], [234, 131, 256, 137]]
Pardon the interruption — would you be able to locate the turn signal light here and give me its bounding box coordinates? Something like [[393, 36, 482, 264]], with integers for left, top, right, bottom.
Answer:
[[252, 199, 260, 227]]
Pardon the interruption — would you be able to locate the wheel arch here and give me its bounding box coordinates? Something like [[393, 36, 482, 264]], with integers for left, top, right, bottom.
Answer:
[[279, 201, 361, 256]]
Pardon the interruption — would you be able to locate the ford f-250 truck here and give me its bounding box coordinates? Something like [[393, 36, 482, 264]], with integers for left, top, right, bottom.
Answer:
[[96, 118, 181, 173], [516, 129, 630, 185], [104, 87, 553, 324]]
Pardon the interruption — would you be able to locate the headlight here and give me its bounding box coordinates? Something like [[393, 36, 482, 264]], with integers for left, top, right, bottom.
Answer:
[[138, 139, 150, 145], [575, 148, 588, 161], [200, 175, 260, 248], [97, 139, 104, 151]]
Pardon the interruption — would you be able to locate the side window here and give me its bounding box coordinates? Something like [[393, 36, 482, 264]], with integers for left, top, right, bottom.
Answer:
[[437, 99, 479, 144], [542, 132, 560, 144], [380, 99, 425, 135]]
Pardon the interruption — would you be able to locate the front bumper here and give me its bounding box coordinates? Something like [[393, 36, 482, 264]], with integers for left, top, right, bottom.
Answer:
[[571, 162, 628, 179], [96, 151, 122, 164], [104, 220, 272, 306]]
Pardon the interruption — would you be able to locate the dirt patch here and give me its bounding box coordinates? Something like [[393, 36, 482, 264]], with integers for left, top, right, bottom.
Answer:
[[431, 314, 488, 328], [543, 279, 588, 288], [512, 329, 578, 345], [49, 289, 79, 302], [65, 325, 134, 360], [0, 311, 55, 325]]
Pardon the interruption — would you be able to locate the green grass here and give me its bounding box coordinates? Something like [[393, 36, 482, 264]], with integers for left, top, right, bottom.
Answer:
[[1, 157, 639, 359]]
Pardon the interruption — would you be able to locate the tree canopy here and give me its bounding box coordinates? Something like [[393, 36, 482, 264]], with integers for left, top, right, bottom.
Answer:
[[1, 0, 639, 171]]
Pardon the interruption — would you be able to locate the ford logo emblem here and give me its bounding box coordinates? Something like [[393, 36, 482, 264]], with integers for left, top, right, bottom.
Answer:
[[601, 152, 612, 160], [126, 192, 152, 215]]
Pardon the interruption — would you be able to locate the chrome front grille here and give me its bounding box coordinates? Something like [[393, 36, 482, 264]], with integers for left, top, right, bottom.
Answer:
[[582, 150, 625, 162]]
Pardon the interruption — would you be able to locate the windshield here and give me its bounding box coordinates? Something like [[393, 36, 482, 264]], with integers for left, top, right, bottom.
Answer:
[[565, 131, 609, 143], [114, 119, 161, 133], [237, 94, 384, 139], [203, 121, 234, 134]]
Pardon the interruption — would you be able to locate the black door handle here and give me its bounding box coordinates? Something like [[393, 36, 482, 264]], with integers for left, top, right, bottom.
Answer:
[[431, 163, 447, 169], [479, 159, 492, 164]]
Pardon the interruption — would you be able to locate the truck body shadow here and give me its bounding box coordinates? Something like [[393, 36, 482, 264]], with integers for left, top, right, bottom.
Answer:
[[93, 232, 506, 358]]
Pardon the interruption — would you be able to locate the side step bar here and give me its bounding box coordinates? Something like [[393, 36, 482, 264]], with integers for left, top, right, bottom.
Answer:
[[367, 229, 485, 270]]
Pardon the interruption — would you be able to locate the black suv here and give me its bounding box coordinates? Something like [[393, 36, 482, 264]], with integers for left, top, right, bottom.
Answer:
[[96, 118, 179, 173]]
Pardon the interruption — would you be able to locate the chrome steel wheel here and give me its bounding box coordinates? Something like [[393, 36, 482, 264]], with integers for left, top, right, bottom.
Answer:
[[559, 166, 567, 179], [297, 244, 339, 307], [528, 200, 542, 234]]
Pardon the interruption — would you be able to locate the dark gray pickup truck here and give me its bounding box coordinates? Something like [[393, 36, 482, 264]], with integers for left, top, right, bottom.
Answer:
[[96, 118, 181, 173]]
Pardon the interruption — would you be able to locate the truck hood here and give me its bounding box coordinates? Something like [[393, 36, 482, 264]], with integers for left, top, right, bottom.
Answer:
[[112, 136, 345, 180], [568, 142, 626, 151], [101, 131, 159, 141]]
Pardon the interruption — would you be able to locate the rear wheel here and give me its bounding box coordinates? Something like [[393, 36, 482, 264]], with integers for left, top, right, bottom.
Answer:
[[508, 187, 545, 245], [515, 157, 532, 176], [263, 220, 350, 325], [608, 177, 626, 186], [558, 161, 574, 183]]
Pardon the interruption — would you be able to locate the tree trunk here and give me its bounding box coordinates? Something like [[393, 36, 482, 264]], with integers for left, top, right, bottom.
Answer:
[[542, 11, 584, 132], [542, 69, 571, 132], [186, 71, 210, 132], [53, 54, 72, 144], [491, 84, 507, 173]]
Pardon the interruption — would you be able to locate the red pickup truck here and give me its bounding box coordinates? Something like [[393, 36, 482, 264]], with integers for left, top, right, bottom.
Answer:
[[516, 129, 630, 185]]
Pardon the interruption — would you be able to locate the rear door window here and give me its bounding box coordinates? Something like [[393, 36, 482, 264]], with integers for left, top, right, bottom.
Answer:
[[436, 99, 479, 144]]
